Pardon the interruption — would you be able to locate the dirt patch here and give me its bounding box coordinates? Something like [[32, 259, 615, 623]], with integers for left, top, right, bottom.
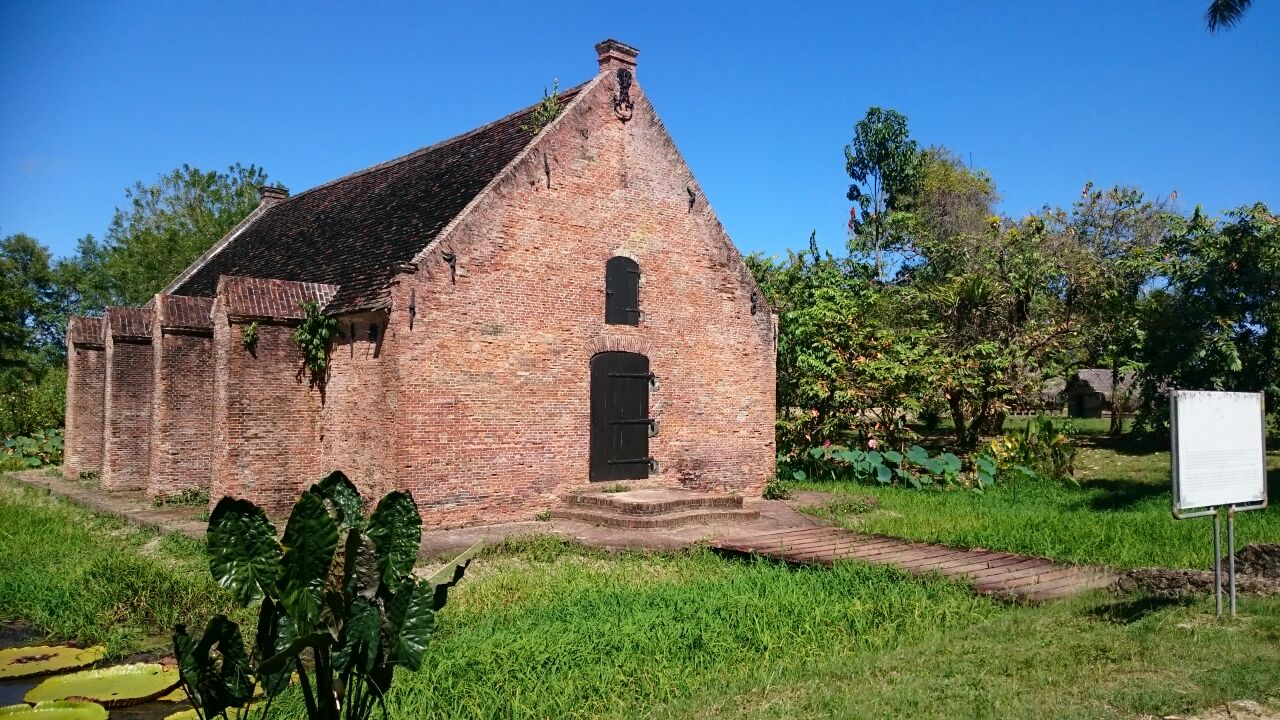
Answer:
[[1231, 544, 1280, 578], [787, 491, 879, 512], [1141, 699, 1280, 720], [1115, 544, 1280, 598]]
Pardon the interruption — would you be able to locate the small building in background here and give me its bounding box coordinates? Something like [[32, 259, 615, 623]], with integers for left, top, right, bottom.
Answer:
[[1064, 369, 1137, 419]]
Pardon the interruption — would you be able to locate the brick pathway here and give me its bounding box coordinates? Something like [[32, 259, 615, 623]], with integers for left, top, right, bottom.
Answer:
[[713, 526, 1116, 602]]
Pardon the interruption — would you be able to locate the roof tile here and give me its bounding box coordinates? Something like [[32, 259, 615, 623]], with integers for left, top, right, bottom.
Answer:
[[172, 84, 584, 312]]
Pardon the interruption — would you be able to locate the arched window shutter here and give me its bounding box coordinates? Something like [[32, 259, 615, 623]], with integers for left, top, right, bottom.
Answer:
[[604, 256, 640, 325]]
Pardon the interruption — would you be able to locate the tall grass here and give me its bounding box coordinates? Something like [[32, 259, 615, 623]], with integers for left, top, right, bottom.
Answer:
[[0, 478, 245, 655], [376, 538, 998, 719]]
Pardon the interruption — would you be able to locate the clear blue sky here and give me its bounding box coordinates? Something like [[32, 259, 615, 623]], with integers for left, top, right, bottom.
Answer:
[[2, 1, 1277, 260]]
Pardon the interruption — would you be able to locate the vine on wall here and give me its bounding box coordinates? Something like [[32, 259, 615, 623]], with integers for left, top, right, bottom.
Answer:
[[242, 321, 259, 350], [292, 301, 338, 380]]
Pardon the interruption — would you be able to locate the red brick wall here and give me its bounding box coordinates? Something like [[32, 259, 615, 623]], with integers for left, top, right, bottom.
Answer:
[[102, 335, 154, 491], [319, 311, 395, 504], [210, 312, 325, 517], [385, 72, 775, 528], [64, 342, 106, 478], [148, 329, 214, 498]]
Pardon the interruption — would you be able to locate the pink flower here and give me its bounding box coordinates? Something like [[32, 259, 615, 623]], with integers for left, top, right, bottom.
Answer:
[[868, 438, 878, 449], [822, 440, 832, 448]]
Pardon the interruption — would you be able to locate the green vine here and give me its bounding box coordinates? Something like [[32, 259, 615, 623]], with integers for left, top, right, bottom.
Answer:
[[521, 79, 563, 136], [292, 301, 338, 376], [242, 321, 259, 350]]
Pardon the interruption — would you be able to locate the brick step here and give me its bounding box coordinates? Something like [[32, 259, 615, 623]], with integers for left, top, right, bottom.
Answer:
[[562, 488, 744, 516], [552, 505, 759, 529]]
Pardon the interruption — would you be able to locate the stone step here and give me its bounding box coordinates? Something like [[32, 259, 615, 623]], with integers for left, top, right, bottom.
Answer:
[[561, 488, 744, 516], [552, 505, 760, 529]]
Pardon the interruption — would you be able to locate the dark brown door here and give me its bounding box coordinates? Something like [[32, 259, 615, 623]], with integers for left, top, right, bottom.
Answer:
[[590, 352, 650, 481]]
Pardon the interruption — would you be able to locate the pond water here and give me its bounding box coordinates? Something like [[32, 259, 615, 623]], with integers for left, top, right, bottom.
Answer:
[[1, 623, 191, 720]]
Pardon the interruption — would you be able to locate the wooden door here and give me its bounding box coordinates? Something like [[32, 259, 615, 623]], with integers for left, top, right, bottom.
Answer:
[[590, 352, 650, 481]]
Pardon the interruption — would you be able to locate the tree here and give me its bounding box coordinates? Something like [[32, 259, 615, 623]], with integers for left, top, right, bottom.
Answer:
[[845, 107, 922, 279], [72, 163, 279, 307], [748, 236, 936, 456], [1206, 0, 1252, 32], [891, 151, 1087, 448], [0, 233, 60, 379], [0, 233, 69, 437], [1055, 184, 1173, 434], [1135, 203, 1280, 432]]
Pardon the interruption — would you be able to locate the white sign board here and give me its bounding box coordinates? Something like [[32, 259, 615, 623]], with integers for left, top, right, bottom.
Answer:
[[1171, 390, 1267, 512]]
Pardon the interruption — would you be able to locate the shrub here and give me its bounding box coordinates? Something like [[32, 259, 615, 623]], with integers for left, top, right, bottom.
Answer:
[[985, 415, 1077, 483], [0, 366, 66, 439], [2, 428, 63, 468], [762, 477, 792, 500]]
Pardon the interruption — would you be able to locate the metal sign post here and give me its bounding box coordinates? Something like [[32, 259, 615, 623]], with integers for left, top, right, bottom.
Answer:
[[1170, 390, 1267, 618]]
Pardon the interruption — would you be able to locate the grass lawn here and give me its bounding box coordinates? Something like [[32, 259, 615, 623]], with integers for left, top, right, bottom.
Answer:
[[0, 477, 249, 656], [3, 473, 1280, 718], [798, 424, 1280, 569]]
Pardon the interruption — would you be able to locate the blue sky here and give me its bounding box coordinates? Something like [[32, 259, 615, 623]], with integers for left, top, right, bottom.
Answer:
[[1, 1, 1277, 260]]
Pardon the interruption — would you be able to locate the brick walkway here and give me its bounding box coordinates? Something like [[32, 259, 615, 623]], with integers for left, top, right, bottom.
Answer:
[[713, 526, 1116, 602]]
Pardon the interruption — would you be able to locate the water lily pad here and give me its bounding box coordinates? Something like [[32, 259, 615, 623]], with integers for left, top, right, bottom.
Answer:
[[0, 646, 105, 680], [156, 687, 188, 702], [0, 702, 109, 720], [24, 663, 180, 708], [163, 710, 199, 720]]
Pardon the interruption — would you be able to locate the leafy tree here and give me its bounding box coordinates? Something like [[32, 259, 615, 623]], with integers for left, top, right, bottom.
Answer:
[[845, 107, 922, 279], [892, 152, 1087, 448], [0, 233, 56, 379], [71, 164, 279, 307], [1206, 0, 1252, 32], [1054, 184, 1173, 434], [748, 237, 936, 455], [1135, 203, 1280, 432]]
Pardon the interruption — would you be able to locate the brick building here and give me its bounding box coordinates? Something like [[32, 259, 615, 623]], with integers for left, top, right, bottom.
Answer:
[[63, 40, 776, 527]]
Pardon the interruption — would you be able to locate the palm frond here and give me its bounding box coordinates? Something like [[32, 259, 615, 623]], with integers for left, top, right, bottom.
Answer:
[[1205, 0, 1252, 33]]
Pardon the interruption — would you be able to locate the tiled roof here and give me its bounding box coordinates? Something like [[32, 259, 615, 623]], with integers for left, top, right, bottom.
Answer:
[[171, 84, 585, 312], [68, 316, 106, 347], [156, 295, 214, 330], [106, 307, 153, 339], [217, 276, 339, 320]]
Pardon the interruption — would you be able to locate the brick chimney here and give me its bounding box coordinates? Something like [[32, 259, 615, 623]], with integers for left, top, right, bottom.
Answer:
[[258, 185, 289, 205], [595, 39, 638, 74]]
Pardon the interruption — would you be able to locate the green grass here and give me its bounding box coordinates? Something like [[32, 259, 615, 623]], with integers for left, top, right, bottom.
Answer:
[[0, 476, 247, 656], [798, 436, 1280, 569], [661, 594, 1280, 719], [4, 475, 1280, 718], [375, 537, 997, 719]]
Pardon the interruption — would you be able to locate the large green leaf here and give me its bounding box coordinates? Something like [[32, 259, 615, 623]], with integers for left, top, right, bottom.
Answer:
[[384, 578, 437, 671], [176, 616, 253, 718], [277, 491, 339, 630], [24, 663, 180, 708], [0, 702, 108, 720], [332, 597, 381, 675], [312, 471, 364, 529], [367, 492, 421, 588], [207, 498, 280, 607], [422, 541, 482, 611], [874, 463, 892, 484], [252, 598, 295, 698], [0, 646, 104, 680], [343, 530, 381, 601], [905, 445, 930, 466]]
